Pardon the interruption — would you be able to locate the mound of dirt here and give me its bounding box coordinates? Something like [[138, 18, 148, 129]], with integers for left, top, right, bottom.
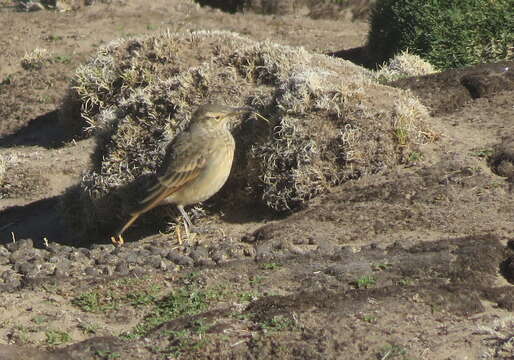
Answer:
[[490, 137, 514, 183], [390, 61, 514, 116], [60, 30, 434, 238]]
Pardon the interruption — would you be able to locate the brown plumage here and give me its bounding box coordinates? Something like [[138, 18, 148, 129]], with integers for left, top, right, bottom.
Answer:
[[112, 104, 251, 245]]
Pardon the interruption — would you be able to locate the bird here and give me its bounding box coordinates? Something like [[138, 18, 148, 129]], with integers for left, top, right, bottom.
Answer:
[[111, 103, 252, 245]]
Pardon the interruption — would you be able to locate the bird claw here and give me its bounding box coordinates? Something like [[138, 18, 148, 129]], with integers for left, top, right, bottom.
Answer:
[[111, 235, 124, 246]]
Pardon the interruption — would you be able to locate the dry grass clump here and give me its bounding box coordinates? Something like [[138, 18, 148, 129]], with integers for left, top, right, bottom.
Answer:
[[60, 30, 434, 235], [20, 48, 52, 70], [0, 155, 5, 188], [477, 316, 514, 359], [373, 50, 437, 83]]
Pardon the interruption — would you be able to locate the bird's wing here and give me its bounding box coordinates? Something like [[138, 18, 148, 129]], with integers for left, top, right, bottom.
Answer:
[[137, 135, 214, 211]]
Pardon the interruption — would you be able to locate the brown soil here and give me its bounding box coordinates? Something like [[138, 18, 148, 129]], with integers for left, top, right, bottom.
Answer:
[[0, 1, 513, 359]]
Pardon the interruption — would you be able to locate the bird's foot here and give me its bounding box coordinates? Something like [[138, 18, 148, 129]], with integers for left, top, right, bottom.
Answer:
[[175, 225, 197, 246], [111, 235, 124, 246]]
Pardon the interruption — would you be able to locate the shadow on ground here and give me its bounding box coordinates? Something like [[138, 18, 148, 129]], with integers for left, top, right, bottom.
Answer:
[[0, 110, 77, 149]]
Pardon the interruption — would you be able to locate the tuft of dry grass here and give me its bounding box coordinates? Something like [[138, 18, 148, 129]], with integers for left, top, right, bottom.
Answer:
[[0, 154, 5, 188], [20, 48, 52, 70], [59, 30, 435, 236], [476, 316, 514, 359], [373, 50, 437, 83]]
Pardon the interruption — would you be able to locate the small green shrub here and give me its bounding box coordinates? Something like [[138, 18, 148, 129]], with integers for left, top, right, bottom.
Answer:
[[368, 0, 513, 69]]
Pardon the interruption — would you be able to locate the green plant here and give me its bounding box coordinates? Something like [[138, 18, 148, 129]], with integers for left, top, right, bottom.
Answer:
[[362, 314, 377, 323], [72, 291, 117, 312], [368, 0, 513, 69], [11, 325, 31, 344], [78, 322, 100, 334], [45, 34, 63, 41], [407, 151, 422, 163], [238, 291, 258, 302], [372, 263, 392, 271], [261, 315, 296, 332], [54, 55, 71, 64], [125, 287, 212, 338], [354, 275, 376, 289], [249, 275, 264, 286], [45, 330, 71, 345], [398, 278, 413, 286], [376, 343, 411, 359], [31, 315, 48, 325], [260, 262, 282, 270], [95, 350, 121, 359], [71, 276, 162, 312]]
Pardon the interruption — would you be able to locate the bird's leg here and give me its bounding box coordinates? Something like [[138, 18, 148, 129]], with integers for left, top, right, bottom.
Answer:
[[176, 224, 183, 245], [177, 205, 193, 238]]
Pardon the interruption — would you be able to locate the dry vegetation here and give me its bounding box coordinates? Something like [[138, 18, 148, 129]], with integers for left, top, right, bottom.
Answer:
[[0, 155, 5, 188], [372, 49, 438, 83], [59, 29, 434, 237], [20, 48, 52, 71]]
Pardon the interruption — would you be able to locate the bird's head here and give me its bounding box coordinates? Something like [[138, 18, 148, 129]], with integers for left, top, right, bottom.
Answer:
[[191, 103, 253, 129]]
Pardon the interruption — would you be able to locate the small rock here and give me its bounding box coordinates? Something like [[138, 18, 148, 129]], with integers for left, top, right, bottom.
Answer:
[[167, 251, 193, 266], [243, 247, 256, 257], [115, 262, 130, 275], [10, 248, 44, 264], [211, 251, 228, 264], [91, 244, 115, 252], [0, 246, 10, 256], [255, 242, 274, 261], [130, 266, 146, 277], [189, 246, 209, 261], [95, 255, 119, 266], [78, 248, 90, 257], [84, 266, 101, 276], [47, 242, 73, 254], [146, 255, 162, 269], [1, 270, 17, 282], [147, 245, 168, 257], [103, 266, 115, 276], [40, 263, 56, 275], [46, 255, 61, 263], [6, 238, 33, 252], [196, 258, 215, 267], [15, 262, 40, 277], [0, 278, 21, 292], [68, 251, 87, 262], [0, 246, 10, 265], [316, 240, 338, 256], [136, 250, 151, 265], [53, 267, 67, 277], [124, 252, 139, 264]]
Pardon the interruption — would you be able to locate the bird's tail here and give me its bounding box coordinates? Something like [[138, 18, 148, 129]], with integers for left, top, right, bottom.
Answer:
[[116, 180, 172, 236]]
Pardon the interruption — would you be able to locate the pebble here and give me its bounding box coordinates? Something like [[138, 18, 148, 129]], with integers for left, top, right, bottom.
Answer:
[[167, 251, 194, 266], [6, 238, 33, 252]]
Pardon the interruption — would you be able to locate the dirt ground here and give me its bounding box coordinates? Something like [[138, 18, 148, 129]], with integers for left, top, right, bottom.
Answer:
[[0, 0, 513, 359]]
